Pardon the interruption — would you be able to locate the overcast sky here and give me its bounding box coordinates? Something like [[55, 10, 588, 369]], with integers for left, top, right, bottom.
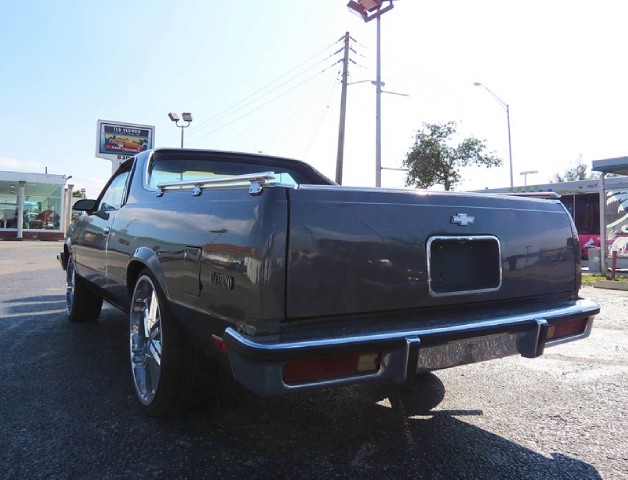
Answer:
[[1, 0, 626, 196]]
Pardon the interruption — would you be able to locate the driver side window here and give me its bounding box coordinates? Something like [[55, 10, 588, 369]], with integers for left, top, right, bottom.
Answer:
[[98, 170, 130, 212]]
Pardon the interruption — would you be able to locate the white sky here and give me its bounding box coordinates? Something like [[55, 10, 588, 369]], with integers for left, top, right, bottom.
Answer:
[[1, 0, 627, 197]]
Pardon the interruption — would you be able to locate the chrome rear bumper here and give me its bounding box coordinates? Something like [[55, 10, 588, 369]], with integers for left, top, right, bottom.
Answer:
[[224, 299, 599, 396]]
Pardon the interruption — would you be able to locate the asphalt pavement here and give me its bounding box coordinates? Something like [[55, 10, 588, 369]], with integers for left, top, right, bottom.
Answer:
[[0, 240, 626, 479]]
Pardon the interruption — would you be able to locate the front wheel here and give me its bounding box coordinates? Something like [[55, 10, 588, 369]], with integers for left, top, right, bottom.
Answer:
[[65, 257, 103, 322]]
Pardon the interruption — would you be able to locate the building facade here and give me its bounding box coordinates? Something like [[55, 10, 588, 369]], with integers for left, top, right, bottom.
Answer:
[[0, 170, 72, 241]]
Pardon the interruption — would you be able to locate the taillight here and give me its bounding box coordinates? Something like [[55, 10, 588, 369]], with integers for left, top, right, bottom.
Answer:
[[212, 335, 228, 353], [547, 317, 589, 341], [283, 353, 381, 384]]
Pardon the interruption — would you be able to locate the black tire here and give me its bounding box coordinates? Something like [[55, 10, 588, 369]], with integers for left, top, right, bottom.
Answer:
[[65, 257, 103, 322], [129, 269, 217, 417]]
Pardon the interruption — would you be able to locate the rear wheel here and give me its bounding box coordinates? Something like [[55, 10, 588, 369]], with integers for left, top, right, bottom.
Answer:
[[65, 257, 103, 322], [129, 270, 217, 417]]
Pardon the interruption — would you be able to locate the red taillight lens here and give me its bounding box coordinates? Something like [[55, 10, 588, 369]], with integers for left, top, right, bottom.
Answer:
[[212, 335, 228, 353], [547, 317, 589, 341], [283, 353, 381, 384]]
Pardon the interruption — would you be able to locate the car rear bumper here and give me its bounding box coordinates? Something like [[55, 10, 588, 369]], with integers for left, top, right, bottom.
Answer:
[[223, 298, 600, 395]]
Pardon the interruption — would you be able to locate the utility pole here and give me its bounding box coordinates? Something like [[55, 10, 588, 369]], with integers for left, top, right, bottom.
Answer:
[[335, 32, 351, 185], [375, 15, 382, 187], [347, 1, 395, 188]]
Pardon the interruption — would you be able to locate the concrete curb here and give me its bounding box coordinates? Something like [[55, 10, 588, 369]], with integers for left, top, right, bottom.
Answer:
[[593, 279, 628, 291]]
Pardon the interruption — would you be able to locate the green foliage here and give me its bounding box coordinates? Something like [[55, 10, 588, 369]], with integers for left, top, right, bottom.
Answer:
[[551, 159, 599, 183], [402, 121, 502, 191], [72, 189, 84, 198]]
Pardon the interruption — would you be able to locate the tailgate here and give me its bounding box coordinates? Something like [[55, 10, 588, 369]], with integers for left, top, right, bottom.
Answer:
[[286, 186, 579, 319]]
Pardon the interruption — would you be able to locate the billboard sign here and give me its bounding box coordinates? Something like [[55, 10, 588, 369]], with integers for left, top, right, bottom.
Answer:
[[96, 120, 155, 162]]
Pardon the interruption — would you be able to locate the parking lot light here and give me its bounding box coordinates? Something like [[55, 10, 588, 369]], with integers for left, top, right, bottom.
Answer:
[[168, 112, 193, 148]]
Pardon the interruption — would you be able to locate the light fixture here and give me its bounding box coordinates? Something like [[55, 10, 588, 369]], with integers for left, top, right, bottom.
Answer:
[[520, 170, 538, 186], [168, 112, 193, 148], [360, 0, 382, 9], [347, 0, 393, 23]]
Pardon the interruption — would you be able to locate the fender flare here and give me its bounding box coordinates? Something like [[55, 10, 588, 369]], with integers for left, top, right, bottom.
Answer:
[[127, 247, 169, 298]]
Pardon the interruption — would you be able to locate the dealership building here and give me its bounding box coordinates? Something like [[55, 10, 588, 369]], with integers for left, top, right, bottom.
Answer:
[[0, 170, 73, 241], [0, 119, 154, 242]]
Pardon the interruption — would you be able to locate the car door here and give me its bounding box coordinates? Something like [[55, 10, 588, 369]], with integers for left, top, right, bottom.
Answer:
[[72, 167, 131, 290]]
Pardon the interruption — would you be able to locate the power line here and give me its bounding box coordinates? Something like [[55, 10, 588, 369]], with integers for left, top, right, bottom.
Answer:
[[303, 64, 341, 159], [185, 62, 340, 146], [173, 40, 343, 145], [214, 69, 339, 153]]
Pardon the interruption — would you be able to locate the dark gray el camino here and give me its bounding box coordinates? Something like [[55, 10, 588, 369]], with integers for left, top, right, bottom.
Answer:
[[58, 148, 600, 416]]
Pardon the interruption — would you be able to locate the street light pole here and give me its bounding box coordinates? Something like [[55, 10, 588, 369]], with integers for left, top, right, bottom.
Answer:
[[168, 112, 193, 148], [505, 103, 513, 188], [375, 14, 382, 187], [347, 0, 395, 187], [474, 82, 513, 188]]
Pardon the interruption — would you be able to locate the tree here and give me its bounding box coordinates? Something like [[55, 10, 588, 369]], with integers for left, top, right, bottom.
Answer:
[[403, 121, 502, 191], [551, 158, 599, 183]]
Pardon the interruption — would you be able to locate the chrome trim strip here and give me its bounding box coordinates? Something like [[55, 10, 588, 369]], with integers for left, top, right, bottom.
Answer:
[[426, 235, 502, 297]]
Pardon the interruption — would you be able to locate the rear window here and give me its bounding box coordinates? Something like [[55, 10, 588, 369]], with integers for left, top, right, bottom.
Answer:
[[147, 156, 309, 189]]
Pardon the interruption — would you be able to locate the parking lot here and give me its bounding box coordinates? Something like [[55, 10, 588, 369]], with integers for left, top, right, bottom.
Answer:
[[0, 240, 626, 479]]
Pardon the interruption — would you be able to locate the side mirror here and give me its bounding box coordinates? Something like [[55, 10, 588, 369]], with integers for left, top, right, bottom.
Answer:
[[73, 199, 97, 212]]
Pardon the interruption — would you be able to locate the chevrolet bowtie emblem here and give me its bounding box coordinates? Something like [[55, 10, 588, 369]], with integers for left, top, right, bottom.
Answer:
[[451, 213, 475, 226]]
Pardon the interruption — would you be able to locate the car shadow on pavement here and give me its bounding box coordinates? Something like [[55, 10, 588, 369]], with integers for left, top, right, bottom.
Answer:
[[2, 295, 66, 317], [172, 368, 602, 479], [0, 299, 602, 480]]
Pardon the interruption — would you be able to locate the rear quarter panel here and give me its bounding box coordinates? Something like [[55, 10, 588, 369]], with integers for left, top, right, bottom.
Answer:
[[107, 186, 289, 333]]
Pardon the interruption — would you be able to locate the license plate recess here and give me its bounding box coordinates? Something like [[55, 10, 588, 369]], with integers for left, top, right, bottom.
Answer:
[[427, 235, 501, 296]]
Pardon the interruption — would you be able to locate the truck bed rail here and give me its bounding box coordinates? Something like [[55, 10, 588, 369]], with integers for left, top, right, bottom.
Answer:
[[156, 171, 277, 197]]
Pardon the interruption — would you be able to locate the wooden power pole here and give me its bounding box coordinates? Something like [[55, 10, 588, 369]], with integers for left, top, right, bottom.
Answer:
[[335, 32, 351, 185]]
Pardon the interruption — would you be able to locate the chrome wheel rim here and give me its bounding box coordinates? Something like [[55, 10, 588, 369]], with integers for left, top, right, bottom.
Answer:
[[130, 276, 163, 405], [65, 261, 75, 315]]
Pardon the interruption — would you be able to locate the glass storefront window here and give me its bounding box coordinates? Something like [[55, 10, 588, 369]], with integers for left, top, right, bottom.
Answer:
[[0, 182, 63, 230], [0, 192, 18, 228]]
